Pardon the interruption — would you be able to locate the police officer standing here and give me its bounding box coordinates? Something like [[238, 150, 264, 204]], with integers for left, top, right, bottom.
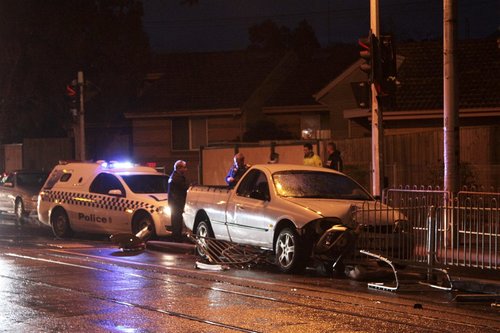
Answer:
[[168, 160, 189, 242], [225, 152, 250, 188]]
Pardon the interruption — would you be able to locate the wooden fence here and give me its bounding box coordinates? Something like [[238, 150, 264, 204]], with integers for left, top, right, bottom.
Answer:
[[335, 126, 500, 191]]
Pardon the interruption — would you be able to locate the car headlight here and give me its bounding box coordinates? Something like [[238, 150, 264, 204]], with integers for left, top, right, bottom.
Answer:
[[158, 206, 171, 216]]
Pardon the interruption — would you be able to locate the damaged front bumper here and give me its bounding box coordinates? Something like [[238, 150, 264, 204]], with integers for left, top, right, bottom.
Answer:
[[312, 224, 362, 263]]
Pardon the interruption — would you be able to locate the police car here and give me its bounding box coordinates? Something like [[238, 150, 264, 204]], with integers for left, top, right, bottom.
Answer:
[[37, 161, 172, 239]]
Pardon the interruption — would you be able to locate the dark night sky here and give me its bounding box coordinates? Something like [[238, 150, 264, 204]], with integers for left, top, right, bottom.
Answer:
[[143, 0, 499, 52]]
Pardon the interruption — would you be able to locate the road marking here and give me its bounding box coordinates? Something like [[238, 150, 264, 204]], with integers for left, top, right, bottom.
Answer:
[[4, 252, 103, 271]]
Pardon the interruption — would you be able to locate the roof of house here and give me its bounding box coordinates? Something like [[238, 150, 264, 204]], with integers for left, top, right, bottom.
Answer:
[[264, 45, 359, 107], [132, 38, 499, 118], [135, 50, 287, 112], [394, 38, 500, 111]]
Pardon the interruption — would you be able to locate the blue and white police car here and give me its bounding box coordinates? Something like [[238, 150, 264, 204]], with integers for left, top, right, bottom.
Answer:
[[37, 161, 172, 239]]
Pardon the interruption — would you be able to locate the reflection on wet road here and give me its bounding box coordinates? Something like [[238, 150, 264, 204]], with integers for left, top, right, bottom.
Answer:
[[0, 217, 499, 332]]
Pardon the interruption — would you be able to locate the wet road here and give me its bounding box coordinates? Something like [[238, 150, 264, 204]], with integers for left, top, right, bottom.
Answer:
[[0, 216, 499, 332]]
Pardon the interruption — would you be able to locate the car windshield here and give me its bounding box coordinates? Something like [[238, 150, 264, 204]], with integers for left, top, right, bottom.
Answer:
[[121, 174, 169, 194], [17, 172, 48, 187], [272, 170, 373, 200]]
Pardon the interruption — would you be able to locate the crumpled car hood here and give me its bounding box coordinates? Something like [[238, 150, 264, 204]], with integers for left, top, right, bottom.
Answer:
[[283, 197, 359, 217], [282, 197, 405, 226]]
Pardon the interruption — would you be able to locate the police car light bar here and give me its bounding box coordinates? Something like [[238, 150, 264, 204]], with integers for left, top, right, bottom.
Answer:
[[97, 160, 135, 169]]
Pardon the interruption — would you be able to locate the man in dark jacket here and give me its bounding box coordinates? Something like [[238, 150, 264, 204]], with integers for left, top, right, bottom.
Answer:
[[168, 160, 189, 242], [325, 142, 343, 171]]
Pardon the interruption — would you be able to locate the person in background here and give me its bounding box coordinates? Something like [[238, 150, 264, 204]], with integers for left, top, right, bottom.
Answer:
[[168, 160, 189, 242], [226, 152, 250, 188], [303, 143, 322, 167], [325, 142, 343, 171]]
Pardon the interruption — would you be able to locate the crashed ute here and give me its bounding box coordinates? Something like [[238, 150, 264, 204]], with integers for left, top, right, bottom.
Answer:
[[183, 164, 405, 273]]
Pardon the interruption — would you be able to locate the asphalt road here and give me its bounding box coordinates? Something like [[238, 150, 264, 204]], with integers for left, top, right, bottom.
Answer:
[[0, 215, 499, 333]]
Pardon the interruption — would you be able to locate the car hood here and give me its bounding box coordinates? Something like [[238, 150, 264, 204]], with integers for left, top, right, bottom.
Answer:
[[144, 193, 168, 202], [282, 198, 405, 226], [283, 197, 358, 217]]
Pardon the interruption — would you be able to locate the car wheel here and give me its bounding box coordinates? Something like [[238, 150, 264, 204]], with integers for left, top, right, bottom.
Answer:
[[15, 199, 26, 225], [133, 213, 156, 241], [275, 227, 306, 274], [195, 220, 214, 258], [51, 209, 73, 238]]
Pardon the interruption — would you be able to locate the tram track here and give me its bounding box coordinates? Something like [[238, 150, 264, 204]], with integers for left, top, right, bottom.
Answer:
[[3, 249, 499, 332]]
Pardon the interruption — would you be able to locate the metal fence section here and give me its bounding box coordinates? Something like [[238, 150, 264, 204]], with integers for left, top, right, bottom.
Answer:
[[352, 188, 500, 272]]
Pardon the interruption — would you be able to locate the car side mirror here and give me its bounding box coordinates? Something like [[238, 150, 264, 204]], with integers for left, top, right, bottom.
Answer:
[[108, 189, 123, 196]]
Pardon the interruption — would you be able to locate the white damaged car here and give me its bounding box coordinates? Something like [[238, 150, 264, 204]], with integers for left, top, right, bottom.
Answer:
[[184, 164, 408, 273]]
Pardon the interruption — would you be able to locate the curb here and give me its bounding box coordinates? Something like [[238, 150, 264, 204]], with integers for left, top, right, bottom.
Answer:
[[146, 240, 196, 254], [451, 277, 500, 295]]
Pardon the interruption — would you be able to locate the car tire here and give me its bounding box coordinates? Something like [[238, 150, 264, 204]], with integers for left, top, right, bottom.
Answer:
[[195, 220, 214, 258], [15, 199, 26, 225], [275, 227, 306, 274], [132, 213, 156, 241], [51, 209, 73, 238]]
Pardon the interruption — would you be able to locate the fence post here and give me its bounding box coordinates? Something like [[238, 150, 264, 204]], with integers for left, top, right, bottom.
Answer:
[[427, 205, 436, 280]]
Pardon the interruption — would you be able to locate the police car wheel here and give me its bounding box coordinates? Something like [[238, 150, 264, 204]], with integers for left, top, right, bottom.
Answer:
[[51, 209, 73, 238], [132, 213, 156, 241]]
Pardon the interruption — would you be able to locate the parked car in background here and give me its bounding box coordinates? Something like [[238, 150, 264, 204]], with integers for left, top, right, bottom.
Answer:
[[0, 170, 49, 223]]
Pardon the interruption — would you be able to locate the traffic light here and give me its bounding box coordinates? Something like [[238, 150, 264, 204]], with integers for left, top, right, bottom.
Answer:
[[66, 79, 79, 116], [350, 81, 370, 108], [379, 35, 397, 96], [358, 32, 380, 84]]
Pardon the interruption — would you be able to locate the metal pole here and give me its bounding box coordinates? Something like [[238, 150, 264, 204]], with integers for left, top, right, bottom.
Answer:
[[443, 0, 459, 194], [427, 206, 436, 280], [78, 71, 86, 161], [370, 0, 384, 197]]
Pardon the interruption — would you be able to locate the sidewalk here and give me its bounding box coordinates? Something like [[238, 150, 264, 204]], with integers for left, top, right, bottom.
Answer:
[[446, 266, 500, 295]]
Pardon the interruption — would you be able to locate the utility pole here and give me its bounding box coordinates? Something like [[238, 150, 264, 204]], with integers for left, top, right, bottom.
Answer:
[[370, 0, 384, 198], [443, 0, 459, 194], [77, 71, 86, 161]]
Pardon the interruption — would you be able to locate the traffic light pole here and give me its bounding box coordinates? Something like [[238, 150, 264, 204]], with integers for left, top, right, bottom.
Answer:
[[77, 71, 86, 161], [370, 0, 384, 198], [443, 0, 459, 194]]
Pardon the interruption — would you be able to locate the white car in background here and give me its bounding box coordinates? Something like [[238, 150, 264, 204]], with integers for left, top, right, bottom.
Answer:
[[0, 170, 48, 223]]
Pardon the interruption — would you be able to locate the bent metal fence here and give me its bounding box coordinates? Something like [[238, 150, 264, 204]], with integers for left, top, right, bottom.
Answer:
[[353, 188, 500, 272]]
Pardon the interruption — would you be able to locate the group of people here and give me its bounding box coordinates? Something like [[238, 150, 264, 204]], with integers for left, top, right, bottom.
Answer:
[[303, 142, 343, 171], [166, 141, 342, 242]]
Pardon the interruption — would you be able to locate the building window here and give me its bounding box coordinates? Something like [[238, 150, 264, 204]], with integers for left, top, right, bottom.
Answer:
[[171, 117, 207, 151], [300, 114, 320, 139]]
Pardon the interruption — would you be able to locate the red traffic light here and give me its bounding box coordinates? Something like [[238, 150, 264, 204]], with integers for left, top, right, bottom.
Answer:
[[66, 84, 77, 97], [358, 36, 372, 74], [358, 32, 381, 85]]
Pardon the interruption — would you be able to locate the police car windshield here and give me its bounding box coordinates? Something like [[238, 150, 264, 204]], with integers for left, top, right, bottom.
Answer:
[[121, 174, 169, 194]]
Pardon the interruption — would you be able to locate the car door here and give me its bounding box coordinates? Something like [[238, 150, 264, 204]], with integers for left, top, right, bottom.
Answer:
[[226, 169, 273, 247], [77, 173, 128, 234]]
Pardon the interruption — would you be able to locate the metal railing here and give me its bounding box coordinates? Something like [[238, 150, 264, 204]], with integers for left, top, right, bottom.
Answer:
[[352, 188, 500, 272]]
